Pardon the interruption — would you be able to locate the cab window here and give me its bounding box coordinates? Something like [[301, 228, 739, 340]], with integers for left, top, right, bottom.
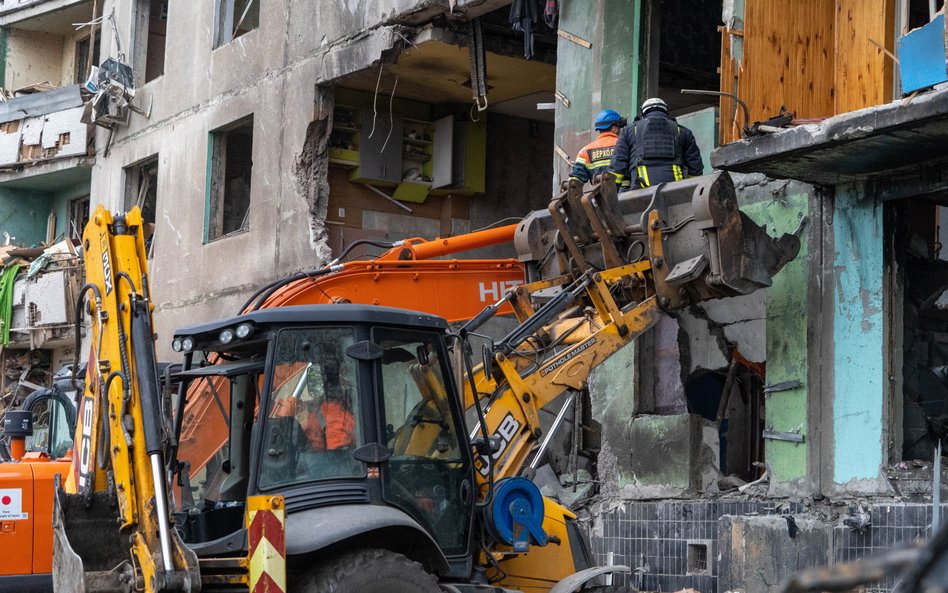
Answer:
[[258, 327, 363, 490]]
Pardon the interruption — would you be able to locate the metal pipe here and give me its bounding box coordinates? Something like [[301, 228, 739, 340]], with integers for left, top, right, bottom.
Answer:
[[681, 89, 750, 131], [934, 438, 942, 535], [364, 184, 413, 213], [150, 453, 174, 572], [529, 392, 576, 469], [408, 224, 519, 260]]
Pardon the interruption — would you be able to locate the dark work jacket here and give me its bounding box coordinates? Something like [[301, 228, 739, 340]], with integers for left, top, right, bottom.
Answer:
[[609, 111, 704, 190]]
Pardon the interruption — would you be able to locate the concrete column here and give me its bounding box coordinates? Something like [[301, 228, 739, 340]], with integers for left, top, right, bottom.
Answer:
[[830, 182, 889, 494]]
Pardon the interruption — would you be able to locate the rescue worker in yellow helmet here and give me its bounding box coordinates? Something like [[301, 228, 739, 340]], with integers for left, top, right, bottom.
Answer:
[[609, 97, 703, 190], [569, 109, 627, 184]]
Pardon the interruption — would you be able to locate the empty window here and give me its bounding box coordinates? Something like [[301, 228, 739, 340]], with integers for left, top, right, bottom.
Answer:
[[75, 34, 101, 84], [124, 156, 159, 255], [207, 117, 253, 241], [134, 0, 168, 83], [68, 196, 90, 241], [216, 0, 259, 47]]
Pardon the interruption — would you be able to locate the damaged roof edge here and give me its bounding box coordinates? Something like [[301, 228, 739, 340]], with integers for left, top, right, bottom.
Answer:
[[711, 86, 948, 186], [0, 85, 84, 125], [315, 26, 409, 85]]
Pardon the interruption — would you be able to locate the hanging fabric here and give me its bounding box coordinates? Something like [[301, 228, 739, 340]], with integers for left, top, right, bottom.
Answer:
[[509, 0, 539, 59], [543, 0, 559, 29]]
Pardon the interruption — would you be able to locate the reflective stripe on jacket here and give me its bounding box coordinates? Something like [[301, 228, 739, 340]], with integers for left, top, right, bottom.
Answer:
[[569, 131, 619, 183]]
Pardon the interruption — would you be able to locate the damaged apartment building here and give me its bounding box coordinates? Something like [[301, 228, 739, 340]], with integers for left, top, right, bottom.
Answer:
[[1, 0, 948, 591]]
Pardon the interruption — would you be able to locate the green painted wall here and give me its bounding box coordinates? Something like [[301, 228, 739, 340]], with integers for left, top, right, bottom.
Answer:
[[0, 188, 57, 246], [555, 0, 644, 183], [677, 107, 718, 176], [743, 194, 809, 483]]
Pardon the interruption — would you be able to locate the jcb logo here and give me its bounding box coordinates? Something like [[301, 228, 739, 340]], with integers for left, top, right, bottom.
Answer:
[[475, 413, 521, 477], [76, 393, 95, 490], [478, 280, 523, 303]]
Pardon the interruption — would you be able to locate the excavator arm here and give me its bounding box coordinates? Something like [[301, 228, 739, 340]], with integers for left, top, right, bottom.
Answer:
[[464, 172, 802, 493], [54, 206, 199, 593]]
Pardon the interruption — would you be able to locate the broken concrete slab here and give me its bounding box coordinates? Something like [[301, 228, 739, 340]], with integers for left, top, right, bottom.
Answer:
[[600, 413, 721, 500], [712, 86, 948, 185], [718, 515, 831, 593]]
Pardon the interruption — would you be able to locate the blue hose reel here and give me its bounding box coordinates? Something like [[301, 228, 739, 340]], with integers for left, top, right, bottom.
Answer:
[[484, 477, 548, 553]]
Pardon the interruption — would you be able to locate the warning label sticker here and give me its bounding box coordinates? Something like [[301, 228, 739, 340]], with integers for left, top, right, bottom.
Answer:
[[0, 488, 27, 520]]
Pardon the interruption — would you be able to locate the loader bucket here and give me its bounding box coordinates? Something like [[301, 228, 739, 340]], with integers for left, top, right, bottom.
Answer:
[[516, 171, 803, 311], [52, 488, 134, 593]]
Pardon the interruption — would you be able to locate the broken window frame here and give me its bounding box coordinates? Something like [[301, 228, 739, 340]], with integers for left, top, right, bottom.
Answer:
[[68, 195, 91, 241], [132, 0, 168, 84], [205, 116, 254, 243], [75, 33, 102, 85], [124, 155, 159, 257], [214, 0, 259, 48]]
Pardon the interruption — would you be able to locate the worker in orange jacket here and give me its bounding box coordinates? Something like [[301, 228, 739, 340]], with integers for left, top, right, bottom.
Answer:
[[569, 109, 627, 185], [301, 362, 355, 450]]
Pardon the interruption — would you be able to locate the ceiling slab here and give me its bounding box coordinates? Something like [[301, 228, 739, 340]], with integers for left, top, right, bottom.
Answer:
[[3, 0, 93, 34], [339, 34, 556, 109]]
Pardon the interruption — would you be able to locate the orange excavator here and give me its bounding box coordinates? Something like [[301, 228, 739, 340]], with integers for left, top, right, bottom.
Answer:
[[174, 222, 528, 496]]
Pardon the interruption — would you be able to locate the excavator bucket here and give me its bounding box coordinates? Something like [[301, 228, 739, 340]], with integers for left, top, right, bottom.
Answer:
[[52, 488, 135, 593], [516, 170, 803, 310], [52, 485, 201, 593]]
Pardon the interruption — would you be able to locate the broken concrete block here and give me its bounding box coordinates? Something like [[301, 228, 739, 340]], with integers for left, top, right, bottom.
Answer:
[[600, 413, 721, 499], [718, 515, 831, 593]]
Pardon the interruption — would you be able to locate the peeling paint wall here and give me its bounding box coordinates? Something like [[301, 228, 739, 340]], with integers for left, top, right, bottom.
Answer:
[[832, 182, 885, 490], [0, 187, 57, 244], [741, 183, 810, 489]]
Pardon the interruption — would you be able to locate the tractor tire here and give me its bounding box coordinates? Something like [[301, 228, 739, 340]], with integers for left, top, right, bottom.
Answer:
[[301, 548, 441, 593]]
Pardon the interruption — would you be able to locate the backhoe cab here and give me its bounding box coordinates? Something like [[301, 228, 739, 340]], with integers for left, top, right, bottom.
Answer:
[[167, 305, 481, 583]]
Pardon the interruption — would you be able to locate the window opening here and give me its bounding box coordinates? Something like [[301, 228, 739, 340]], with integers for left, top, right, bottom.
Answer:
[[75, 34, 101, 84], [687, 542, 709, 574], [68, 195, 90, 241], [134, 0, 167, 83], [124, 156, 159, 255], [207, 117, 253, 241], [216, 0, 259, 47]]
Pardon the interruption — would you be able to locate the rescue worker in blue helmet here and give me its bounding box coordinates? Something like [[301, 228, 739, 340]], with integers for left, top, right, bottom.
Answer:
[[609, 97, 703, 190], [569, 109, 627, 184]]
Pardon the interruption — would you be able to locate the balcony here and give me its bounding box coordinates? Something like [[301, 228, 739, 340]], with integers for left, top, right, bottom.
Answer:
[[0, 0, 92, 25]]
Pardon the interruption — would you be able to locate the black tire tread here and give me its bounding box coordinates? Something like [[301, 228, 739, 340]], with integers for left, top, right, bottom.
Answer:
[[304, 548, 440, 593]]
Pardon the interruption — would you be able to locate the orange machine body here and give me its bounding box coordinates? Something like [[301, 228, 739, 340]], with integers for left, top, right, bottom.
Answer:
[[0, 461, 67, 586]]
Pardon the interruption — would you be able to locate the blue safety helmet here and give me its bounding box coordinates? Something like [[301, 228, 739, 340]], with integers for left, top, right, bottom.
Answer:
[[594, 109, 626, 131]]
